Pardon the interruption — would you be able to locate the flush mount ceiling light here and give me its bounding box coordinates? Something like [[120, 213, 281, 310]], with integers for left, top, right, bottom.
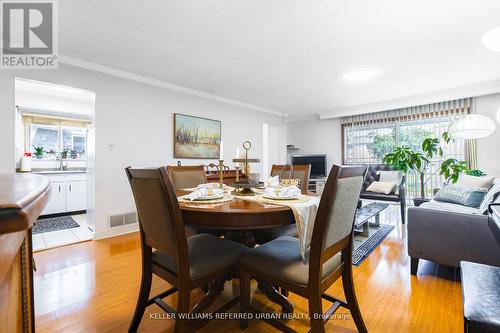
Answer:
[[448, 114, 496, 139], [342, 68, 380, 81], [482, 26, 500, 52]]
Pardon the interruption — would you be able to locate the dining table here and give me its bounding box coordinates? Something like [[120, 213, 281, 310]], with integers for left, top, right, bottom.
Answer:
[[177, 190, 297, 314]]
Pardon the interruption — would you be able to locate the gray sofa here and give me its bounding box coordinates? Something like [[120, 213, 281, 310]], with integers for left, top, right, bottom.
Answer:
[[408, 198, 500, 274]]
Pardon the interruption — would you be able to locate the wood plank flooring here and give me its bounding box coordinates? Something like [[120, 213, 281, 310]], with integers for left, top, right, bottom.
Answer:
[[33, 205, 463, 332]]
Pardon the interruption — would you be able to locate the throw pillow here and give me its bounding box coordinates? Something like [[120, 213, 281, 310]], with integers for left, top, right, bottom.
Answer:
[[378, 170, 404, 194], [479, 178, 500, 214], [457, 174, 494, 190], [434, 184, 488, 208], [366, 181, 396, 195]]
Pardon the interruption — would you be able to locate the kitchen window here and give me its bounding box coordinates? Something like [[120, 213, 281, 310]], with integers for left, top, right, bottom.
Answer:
[[24, 114, 90, 160]]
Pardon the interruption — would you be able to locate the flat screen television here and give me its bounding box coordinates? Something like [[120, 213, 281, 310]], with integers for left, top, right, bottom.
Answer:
[[291, 154, 327, 178]]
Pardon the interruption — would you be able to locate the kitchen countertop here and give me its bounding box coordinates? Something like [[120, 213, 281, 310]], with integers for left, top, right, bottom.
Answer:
[[17, 169, 87, 175]]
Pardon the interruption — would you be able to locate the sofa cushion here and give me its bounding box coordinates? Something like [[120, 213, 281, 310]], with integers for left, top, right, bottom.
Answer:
[[458, 174, 495, 190], [378, 170, 404, 194], [434, 184, 487, 208], [479, 178, 500, 214], [366, 181, 396, 195], [420, 199, 481, 215]]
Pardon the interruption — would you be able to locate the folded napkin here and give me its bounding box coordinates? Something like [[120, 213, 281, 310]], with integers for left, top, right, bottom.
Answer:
[[186, 188, 224, 201], [264, 175, 280, 188], [264, 185, 301, 198], [197, 183, 226, 189]]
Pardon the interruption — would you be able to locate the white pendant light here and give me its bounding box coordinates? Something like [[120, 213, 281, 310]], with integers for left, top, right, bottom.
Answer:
[[448, 114, 496, 139]]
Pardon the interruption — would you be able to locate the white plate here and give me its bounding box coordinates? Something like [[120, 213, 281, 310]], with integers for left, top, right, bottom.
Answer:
[[262, 194, 301, 200], [192, 194, 224, 201]]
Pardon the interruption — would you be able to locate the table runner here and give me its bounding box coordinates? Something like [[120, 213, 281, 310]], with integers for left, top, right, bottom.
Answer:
[[238, 194, 320, 260]]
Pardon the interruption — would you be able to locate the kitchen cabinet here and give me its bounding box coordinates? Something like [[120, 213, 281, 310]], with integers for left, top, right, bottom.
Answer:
[[42, 181, 66, 215], [66, 180, 87, 212], [39, 173, 87, 215]]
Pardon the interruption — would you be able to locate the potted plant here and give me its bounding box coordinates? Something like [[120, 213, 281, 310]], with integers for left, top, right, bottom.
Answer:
[[32, 145, 45, 159], [383, 132, 483, 206]]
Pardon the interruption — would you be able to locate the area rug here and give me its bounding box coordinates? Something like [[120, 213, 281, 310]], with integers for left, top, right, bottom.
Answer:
[[352, 224, 394, 266], [33, 216, 80, 234]]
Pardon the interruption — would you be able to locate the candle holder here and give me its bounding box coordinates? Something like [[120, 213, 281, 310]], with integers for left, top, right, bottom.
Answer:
[[218, 159, 224, 188], [231, 140, 262, 196]]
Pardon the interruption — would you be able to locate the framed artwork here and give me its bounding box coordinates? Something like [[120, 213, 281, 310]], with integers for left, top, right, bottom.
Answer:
[[174, 113, 221, 159]]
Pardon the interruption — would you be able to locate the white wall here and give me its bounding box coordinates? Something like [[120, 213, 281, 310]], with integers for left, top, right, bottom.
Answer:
[[475, 93, 500, 176], [286, 117, 342, 172], [0, 64, 284, 237]]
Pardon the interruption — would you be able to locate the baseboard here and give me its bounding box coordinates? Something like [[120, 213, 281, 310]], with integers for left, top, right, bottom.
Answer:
[[93, 223, 139, 240]]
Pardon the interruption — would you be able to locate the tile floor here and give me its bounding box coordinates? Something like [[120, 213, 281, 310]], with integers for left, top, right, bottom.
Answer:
[[33, 214, 93, 252]]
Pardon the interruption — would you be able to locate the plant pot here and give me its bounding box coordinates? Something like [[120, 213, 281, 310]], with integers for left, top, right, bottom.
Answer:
[[413, 197, 430, 207], [35, 155, 42, 160]]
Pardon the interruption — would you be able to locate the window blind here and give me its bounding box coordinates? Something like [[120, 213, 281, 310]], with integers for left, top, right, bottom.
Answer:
[[342, 97, 475, 199]]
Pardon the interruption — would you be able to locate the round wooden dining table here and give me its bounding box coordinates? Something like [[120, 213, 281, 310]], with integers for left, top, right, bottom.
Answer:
[[178, 193, 296, 313]]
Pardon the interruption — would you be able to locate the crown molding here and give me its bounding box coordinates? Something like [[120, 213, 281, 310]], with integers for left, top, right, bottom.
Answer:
[[285, 114, 319, 122], [59, 55, 285, 117], [319, 79, 500, 119]]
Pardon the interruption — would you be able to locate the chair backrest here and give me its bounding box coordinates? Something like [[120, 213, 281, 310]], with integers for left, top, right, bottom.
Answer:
[[270, 164, 311, 194], [166, 165, 207, 190], [125, 167, 188, 271], [309, 164, 366, 275]]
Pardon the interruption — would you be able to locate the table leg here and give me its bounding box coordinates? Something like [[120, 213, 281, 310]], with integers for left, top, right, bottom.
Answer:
[[225, 230, 294, 314], [225, 230, 256, 248], [361, 222, 369, 237], [373, 213, 380, 227]]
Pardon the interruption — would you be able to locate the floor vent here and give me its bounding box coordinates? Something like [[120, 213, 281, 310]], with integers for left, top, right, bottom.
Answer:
[[109, 212, 138, 228]]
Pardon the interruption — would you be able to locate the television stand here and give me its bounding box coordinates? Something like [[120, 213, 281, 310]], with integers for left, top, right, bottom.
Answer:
[[308, 177, 326, 195]]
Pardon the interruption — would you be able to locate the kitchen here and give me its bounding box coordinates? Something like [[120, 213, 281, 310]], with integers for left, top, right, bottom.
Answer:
[[15, 77, 96, 251]]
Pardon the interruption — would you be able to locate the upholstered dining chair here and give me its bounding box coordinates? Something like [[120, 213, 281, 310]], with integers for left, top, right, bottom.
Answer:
[[125, 167, 248, 333], [238, 164, 368, 333], [166, 165, 223, 236], [271, 164, 311, 195], [253, 164, 311, 245], [166, 165, 207, 190]]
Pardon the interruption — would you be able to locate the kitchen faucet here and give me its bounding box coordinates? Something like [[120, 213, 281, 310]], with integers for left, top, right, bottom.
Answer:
[[58, 152, 68, 171]]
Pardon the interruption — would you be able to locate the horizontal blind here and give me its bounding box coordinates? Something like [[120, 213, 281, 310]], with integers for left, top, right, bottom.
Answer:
[[342, 98, 472, 200]]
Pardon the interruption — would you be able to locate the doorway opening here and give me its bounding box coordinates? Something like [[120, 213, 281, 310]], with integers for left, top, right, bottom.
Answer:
[[14, 77, 96, 251]]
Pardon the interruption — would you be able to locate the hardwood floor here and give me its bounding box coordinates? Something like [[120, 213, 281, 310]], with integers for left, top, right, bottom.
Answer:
[[33, 205, 463, 332]]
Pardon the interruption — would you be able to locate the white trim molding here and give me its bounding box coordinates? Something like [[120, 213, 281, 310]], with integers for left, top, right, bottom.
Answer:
[[93, 223, 139, 240], [59, 55, 285, 117]]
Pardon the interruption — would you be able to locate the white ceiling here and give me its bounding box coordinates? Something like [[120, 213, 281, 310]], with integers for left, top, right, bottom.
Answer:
[[59, 0, 500, 117]]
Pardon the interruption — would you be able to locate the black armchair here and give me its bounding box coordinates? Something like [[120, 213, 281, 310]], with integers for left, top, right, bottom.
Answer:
[[358, 164, 407, 224]]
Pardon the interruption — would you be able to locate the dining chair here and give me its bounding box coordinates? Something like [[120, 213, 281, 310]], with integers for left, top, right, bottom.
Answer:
[[125, 167, 248, 333], [238, 164, 368, 333], [166, 165, 207, 190], [270, 164, 311, 195], [253, 164, 311, 245]]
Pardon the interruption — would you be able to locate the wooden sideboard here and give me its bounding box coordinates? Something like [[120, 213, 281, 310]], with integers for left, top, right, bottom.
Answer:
[[0, 174, 50, 333]]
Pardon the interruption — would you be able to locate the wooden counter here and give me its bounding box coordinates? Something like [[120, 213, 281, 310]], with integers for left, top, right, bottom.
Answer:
[[0, 174, 50, 333]]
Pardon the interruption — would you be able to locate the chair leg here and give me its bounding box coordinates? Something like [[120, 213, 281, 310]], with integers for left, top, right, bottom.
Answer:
[[129, 267, 153, 332], [410, 257, 419, 276], [400, 202, 406, 224], [174, 289, 191, 333], [240, 267, 250, 330], [342, 264, 367, 333], [308, 293, 325, 333]]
